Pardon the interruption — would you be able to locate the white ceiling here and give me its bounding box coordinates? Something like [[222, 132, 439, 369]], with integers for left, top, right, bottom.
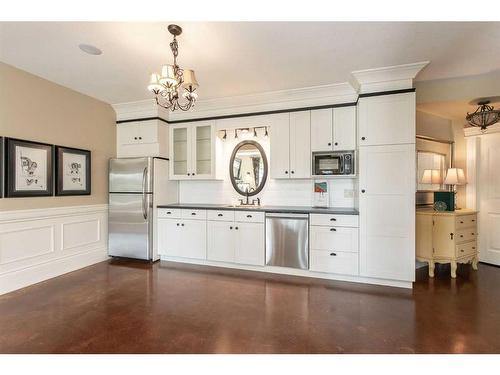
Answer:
[[1, 22, 499, 104]]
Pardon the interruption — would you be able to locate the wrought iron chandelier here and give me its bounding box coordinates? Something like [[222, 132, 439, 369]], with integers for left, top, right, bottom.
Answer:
[[147, 24, 199, 111], [466, 100, 500, 131]]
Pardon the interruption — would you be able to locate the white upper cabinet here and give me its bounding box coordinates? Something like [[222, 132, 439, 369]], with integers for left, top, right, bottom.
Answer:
[[311, 109, 333, 152], [311, 107, 356, 152], [270, 111, 311, 179], [169, 121, 216, 180], [333, 106, 356, 151], [270, 113, 290, 179], [358, 92, 416, 146], [117, 120, 168, 157]]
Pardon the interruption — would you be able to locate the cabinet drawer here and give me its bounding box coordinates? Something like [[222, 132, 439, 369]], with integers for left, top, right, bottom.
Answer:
[[310, 250, 359, 275], [158, 208, 181, 219], [310, 226, 359, 253], [235, 211, 265, 223], [456, 241, 477, 258], [310, 214, 359, 227], [456, 228, 477, 244], [181, 209, 207, 220], [456, 215, 477, 229], [207, 210, 235, 222]]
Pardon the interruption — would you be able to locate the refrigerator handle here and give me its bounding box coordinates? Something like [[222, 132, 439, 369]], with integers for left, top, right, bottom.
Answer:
[[142, 167, 148, 220]]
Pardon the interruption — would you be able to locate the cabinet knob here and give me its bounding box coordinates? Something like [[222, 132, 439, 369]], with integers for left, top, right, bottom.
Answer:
[[176, 223, 179, 226], [291, 171, 295, 174], [361, 189, 366, 193], [235, 227, 239, 230], [134, 137, 138, 140], [330, 228, 336, 231], [361, 137, 366, 141], [472, 246, 476, 249], [330, 252, 337, 256], [328, 142, 332, 146], [139, 137, 142, 140], [285, 171, 288, 174], [192, 173, 196, 176], [460, 249, 464, 253], [230, 226, 233, 229], [181, 223, 185, 226], [187, 173, 191, 176], [334, 142, 338, 146]]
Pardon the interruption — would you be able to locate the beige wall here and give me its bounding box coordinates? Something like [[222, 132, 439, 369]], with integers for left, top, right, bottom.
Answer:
[[0, 62, 116, 210]]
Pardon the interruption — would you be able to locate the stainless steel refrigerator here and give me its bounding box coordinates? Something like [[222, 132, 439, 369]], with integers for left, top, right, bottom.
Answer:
[[108, 157, 178, 261]]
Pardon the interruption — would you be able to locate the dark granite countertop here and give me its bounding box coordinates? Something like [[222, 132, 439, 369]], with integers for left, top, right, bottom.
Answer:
[[157, 203, 358, 215]]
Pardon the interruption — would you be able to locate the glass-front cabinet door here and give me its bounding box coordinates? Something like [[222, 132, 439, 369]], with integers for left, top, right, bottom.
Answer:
[[170, 125, 191, 179], [192, 121, 215, 179], [169, 121, 215, 180]]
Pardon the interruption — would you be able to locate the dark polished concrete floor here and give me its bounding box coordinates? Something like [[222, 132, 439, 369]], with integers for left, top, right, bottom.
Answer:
[[1, 259, 499, 353]]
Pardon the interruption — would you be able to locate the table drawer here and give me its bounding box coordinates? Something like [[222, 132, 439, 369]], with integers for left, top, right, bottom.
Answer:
[[456, 215, 477, 229], [207, 210, 235, 222], [310, 226, 359, 253], [456, 241, 477, 258], [235, 211, 265, 223], [181, 209, 207, 220], [310, 214, 359, 227], [158, 208, 181, 219], [456, 228, 477, 244], [310, 250, 359, 275]]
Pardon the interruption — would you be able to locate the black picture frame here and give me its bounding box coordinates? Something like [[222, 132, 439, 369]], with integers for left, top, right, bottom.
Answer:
[[55, 145, 91, 196], [0, 137, 4, 198], [5, 138, 54, 197]]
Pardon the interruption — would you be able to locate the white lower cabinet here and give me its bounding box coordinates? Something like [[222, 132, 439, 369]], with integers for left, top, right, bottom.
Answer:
[[309, 214, 359, 276], [207, 221, 235, 262], [158, 218, 207, 260], [235, 222, 265, 266]]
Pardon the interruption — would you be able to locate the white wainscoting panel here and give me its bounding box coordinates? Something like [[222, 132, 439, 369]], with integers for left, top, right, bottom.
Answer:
[[0, 204, 108, 295]]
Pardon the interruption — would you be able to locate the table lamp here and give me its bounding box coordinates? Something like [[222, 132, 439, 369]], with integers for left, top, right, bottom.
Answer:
[[439, 168, 466, 210], [421, 169, 442, 185]]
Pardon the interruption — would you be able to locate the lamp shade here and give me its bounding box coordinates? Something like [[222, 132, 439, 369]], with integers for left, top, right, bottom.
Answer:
[[147, 73, 162, 92], [181, 69, 199, 89], [421, 169, 442, 184], [159, 65, 177, 85], [444, 168, 466, 185]]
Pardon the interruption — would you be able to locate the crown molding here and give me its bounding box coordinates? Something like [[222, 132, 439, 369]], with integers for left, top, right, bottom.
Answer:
[[351, 61, 429, 94], [167, 82, 358, 122], [112, 99, 169, 121], [464, 122, 500, 137]]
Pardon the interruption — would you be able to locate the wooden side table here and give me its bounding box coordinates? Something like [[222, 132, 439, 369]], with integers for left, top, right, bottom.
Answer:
[[416, 208, 478, 278]]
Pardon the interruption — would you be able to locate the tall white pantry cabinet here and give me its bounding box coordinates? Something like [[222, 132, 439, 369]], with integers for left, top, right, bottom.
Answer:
[[357, 91, 416, 282]]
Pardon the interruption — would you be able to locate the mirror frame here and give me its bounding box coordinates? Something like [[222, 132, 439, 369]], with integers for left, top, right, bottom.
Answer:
[[229, 140, 268, 196]]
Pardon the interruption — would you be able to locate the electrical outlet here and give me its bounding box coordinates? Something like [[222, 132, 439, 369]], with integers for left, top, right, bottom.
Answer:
[[344, 189, 354, 198]]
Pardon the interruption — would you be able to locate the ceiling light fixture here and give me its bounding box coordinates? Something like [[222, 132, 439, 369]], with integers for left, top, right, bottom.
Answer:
[[466, 99, 500, 131], [148, 24, 199, 112], [78, 43, 102, 55]]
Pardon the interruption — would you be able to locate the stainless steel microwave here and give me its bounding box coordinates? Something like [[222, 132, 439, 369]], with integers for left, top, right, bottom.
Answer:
[[312, 151, 355, 176]]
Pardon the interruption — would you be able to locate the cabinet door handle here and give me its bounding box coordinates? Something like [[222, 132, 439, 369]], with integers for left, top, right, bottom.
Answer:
[[460, 235, 464, 238], [330, 228, 336, 231], [460, 221, 464, 224], [330, 218, 337, 221], [472, 246, 476, 249], [330, 252, 337, 256], [472, 219, 475, 222], [166, 211, 171, 214], [450, 233, 454, 240], [247, 215, 252, 218], [218, 213, 223, 217], [472, 233, 475, 235], [191, 212, 196, 215], [460, 249, 464, 253]]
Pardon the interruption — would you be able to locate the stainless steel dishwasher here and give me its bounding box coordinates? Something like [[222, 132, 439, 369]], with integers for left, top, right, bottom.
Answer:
[[265, 213, 309, 269]]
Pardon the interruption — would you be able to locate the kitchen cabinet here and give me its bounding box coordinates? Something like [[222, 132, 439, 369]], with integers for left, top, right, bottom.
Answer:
[[358, 143, 415, 281], [270, 111, 311, 179], [207, 220, 235, 263], [310, 107, 356, 152], [116, 119, 168, 158], [358, 92, 415, 146], [169, 121, 216, 180], [235, 222, 265, 266], [157, 218, 207, 259]]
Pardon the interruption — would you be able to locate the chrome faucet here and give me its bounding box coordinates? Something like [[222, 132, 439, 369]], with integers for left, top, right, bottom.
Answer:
[[238, 188, 260, 206]]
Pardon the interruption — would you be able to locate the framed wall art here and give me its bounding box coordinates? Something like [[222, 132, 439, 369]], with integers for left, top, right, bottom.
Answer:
[[5, 138, 54, 197], [0, 137, 4, 198], [55, 146, 91, 196]]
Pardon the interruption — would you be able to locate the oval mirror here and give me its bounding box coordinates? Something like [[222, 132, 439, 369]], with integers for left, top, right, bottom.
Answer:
[[229, 140, 268, 196]]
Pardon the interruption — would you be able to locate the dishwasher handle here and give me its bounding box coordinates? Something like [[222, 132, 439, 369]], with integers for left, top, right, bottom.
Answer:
[[265, 213, 309, 219]]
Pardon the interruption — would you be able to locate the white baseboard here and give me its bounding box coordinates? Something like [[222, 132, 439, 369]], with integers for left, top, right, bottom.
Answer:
[[0, 204, 109, 295]]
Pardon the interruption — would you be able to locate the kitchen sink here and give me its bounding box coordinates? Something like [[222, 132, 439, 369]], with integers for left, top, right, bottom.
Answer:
[[224, 204, 262, 209]]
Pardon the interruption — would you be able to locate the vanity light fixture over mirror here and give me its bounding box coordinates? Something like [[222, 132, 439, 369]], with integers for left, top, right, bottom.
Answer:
[[219, 126, 269, 140], [229, 140, 268, 196]]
